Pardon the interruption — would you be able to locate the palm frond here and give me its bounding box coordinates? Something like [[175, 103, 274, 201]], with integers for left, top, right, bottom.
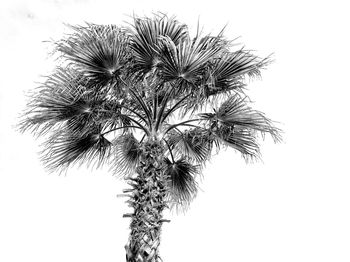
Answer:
[[215, 126, 260, 161], [164, 158, 199, 209], [130, 13, 189, 76], [18, 68, 98, 136], [110, 133, 141, 177], [209, 50, 271, 92], [167, 128, 213, 164], [156, 34, 223, 93], [41, 129, 112, 171], [201, 95, 282, 142], [57, 23, 130, 86], [177, 49, 271, 110]]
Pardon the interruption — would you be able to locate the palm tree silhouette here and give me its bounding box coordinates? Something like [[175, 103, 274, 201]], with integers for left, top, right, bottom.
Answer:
[[19, 13, 281, 262]]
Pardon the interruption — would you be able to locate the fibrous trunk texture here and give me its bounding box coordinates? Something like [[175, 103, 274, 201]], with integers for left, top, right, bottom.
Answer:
[[125, 140, 168, 262]]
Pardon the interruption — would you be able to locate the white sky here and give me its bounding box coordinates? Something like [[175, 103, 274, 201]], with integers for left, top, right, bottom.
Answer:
[[1, 0, 349, 261]]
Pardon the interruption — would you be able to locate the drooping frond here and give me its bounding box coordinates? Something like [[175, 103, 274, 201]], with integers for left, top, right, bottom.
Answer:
[[57, 23, 131, 87], [215, 126, 260, 161], [18, 67, 97, 136], [201, 95, 282, 142], [41, 129, 112, 172], [167, 128, 213, 164], [208, 50, 271, 95], [110, 133, 141, 177], [164, 158, 199, 209], [130, 13, 189, 76]]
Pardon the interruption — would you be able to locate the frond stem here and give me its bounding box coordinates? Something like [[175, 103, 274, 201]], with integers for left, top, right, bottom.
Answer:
[[118, 105, 148, 125], [157, 94, 190, 131], [102, 125, 143, 135], [163, 119, 201, 135], [163, 139, 175, 163], [118, 114, 150, 135], [128, 89, 152, 127]]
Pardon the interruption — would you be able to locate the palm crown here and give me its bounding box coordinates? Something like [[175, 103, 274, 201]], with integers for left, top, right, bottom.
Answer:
[[19, 13, 281, 261]]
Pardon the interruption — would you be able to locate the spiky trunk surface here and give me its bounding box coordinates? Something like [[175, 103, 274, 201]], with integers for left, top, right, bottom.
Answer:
[[125, 140, 168, 262]]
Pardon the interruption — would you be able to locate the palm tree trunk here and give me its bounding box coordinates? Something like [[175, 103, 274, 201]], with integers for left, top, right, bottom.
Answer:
[[124, 140, 168, 262]]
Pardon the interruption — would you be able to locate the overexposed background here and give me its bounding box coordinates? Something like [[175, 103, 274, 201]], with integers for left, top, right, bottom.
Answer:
[[1, 0, 349, 261]]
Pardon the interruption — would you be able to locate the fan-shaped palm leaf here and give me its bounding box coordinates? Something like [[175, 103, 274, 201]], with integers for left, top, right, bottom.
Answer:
[[164, 158, 199, 208], [57, 24, 130, 87], [19, 68, 99, 136], [42, 129, 112, 171], [110, 133, 141, 177], [201, 95, 282, 142], [157, 35, 223, 92], [215, 126, 260, 160], [130, 13, 188, 76], [167, 128, 213, 164], [208, 50, 271, 94]]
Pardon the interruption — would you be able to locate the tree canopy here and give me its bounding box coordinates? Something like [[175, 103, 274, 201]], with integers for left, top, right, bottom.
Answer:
[[19, 13, 281, 210]]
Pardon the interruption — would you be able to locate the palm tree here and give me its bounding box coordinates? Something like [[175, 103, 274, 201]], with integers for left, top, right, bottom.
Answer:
[[19, 13, 281, 262]]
